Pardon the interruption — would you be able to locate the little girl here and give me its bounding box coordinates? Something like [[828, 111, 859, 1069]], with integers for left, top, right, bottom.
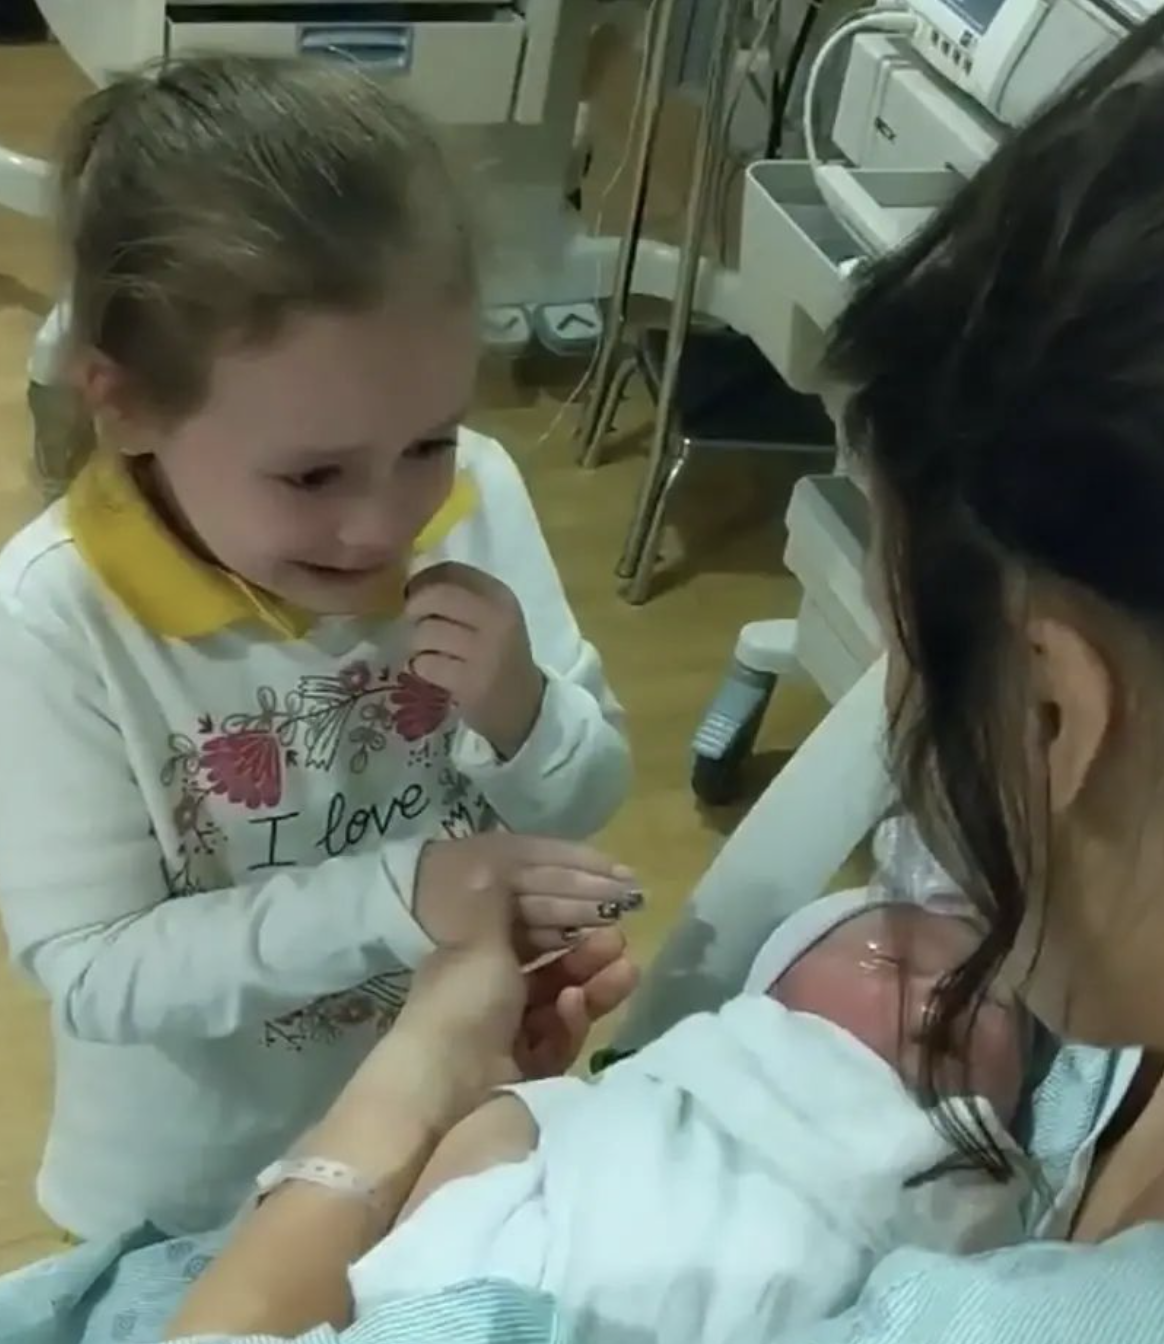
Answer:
[[0, 56, 633, 1240]]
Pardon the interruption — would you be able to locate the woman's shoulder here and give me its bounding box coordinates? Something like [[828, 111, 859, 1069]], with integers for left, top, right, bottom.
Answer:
[[798, 1225, 1164, 1344]]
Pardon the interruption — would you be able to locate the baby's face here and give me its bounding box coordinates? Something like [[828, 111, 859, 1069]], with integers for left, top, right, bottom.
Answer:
[[772, 906, 1025, 1122]]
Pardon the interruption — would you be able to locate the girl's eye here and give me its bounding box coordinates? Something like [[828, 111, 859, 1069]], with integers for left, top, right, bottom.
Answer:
[[283, 465, 341, 491], [404, 436, 457, 462]]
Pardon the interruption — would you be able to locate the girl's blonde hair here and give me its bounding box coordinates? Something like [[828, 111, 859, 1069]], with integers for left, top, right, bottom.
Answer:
[[58, 54, 477, 431]]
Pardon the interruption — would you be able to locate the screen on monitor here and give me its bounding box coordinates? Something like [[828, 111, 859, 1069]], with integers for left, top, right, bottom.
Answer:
[[938, 0, 1008, 35]]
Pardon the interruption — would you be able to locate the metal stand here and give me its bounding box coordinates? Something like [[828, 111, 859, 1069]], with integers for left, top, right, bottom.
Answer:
[[575, 0, 683, 465], [615, 0, 749, 603]]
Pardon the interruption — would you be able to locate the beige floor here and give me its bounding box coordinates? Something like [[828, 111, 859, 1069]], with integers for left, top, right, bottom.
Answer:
[[0, 43, 820, 1271]]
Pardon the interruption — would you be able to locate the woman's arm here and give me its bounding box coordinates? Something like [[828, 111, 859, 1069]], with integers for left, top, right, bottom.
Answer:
[[398, 1093, 539, 1226], [165, 927, 635, 1340], [166, 1031, 448, 1339]]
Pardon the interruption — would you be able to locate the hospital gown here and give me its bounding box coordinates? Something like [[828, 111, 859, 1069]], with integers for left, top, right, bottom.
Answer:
[[0, 1041, 1155, 1344]]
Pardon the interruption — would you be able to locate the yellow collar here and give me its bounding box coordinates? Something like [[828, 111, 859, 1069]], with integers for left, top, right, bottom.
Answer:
[[66, 453, 478, 640]]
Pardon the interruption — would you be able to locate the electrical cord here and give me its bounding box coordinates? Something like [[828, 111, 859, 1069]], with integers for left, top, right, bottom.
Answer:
[[765, 0, 826, 156], [803, 8, 916, 183]]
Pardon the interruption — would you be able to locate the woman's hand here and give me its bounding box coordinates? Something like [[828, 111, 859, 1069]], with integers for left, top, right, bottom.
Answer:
[[332, 909, 640, 1145], [518, 927, 639, 1077], [166, 912, 637, 1340]]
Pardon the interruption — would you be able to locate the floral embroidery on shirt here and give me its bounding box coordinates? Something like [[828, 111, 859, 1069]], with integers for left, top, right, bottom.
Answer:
[[201, 729, 282, 808], [156, 659, 486, 1042], [263, 970, 412, 1050], [161, 659, 452, 820], [390, 670, 452, 742]]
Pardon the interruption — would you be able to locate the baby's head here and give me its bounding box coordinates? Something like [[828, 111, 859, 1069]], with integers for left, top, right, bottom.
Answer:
[[772, 903, 1027, 1127], [60, 56, 478, 613]]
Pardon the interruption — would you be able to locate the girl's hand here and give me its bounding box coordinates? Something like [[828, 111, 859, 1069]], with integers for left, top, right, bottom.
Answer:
[[405, 562, 544, 759], [415, 832, 643, 956]]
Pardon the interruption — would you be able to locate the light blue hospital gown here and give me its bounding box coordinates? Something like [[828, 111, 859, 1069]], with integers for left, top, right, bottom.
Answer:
[[3, 1041, 1163, 1344]]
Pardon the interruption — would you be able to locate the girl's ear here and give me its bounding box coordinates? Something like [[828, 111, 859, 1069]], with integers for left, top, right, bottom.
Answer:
[[71, 350, 153, 456]]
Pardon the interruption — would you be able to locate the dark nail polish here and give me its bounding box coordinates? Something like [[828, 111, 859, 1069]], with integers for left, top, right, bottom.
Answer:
[[620, 888, 645, 911], [598, 901, 623, 922], [562, 927, 582, 943]]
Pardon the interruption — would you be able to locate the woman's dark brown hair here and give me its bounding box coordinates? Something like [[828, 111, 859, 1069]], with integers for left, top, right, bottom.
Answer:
[[826, 12, 1164, 1175]]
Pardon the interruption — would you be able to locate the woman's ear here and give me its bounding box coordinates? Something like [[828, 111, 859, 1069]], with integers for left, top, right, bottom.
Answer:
[[1026, 615, 1112, 814]]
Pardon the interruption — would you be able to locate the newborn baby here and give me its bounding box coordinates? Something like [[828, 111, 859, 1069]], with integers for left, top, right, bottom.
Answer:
[[350, 892, 1030, 1344]]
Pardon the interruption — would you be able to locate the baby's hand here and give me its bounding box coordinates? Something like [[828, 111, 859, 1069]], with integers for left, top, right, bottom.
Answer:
[[405, 563, 545, 759], [414, 832, 643, 956]]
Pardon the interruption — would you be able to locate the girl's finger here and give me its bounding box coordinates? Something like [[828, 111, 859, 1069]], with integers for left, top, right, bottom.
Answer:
[[517, 894, 633, 932], [410, 617, 476, 662], [405, 580, 487, 629], [407, 560, 501, 600], [512, 839, 636, 882], [410, 652, 465, 694], [515, 866, 644, 908]]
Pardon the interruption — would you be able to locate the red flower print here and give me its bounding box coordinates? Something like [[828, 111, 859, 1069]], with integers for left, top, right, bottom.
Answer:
[[340, 661, 373, 694], [200, 730, 283, 809], [389, 671, 451, 742]]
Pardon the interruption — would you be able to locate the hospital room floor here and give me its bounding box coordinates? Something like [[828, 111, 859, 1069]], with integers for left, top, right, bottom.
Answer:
[[0, 41, 821, 1271]]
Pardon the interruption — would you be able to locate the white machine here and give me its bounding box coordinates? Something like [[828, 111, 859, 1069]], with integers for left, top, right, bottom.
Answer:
[[2, 0, 613, 321], [908, 0, 1140, 125], [40, 0, 572, 126], [1, 0, 660, 490], [690, 0, 1157, 802], [807, 0, 1160, 259]]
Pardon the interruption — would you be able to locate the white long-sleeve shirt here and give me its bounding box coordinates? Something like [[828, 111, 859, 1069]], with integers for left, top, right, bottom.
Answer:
[[0, 429, 629, 1239]]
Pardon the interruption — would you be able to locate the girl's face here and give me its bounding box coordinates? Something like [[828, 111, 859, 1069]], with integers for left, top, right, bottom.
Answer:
[[132, 299, 479, 614]]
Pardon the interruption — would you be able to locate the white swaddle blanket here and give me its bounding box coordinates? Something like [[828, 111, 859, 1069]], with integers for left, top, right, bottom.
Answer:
[[352, 892, 1026, 1344]]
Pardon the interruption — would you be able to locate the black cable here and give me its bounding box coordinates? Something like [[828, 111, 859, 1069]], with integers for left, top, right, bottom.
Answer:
[[764, 0, 825, 157]]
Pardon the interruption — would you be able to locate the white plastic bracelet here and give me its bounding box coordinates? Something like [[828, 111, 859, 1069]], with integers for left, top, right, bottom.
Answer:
[[254, 1156, 383, 1211]]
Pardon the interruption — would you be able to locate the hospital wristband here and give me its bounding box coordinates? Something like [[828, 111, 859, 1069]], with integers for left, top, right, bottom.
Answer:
[[254, 1156, 388, 1217]]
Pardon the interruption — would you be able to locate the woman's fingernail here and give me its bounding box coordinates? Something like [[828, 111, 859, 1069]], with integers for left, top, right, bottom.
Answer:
[[598, 901, 624, 922], [562, 927, 582, 943], [620, 888, 645, 911]]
